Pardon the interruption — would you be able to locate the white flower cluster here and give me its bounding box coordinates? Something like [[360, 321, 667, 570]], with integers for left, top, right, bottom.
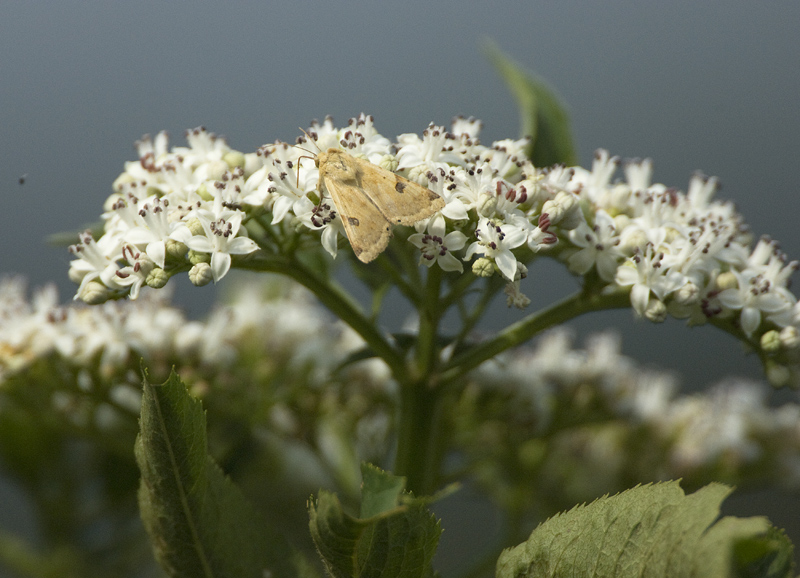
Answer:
[[4, 277, 800, 491], [68, 115, 800, 380], [468, 330, 800, 492], [0, 276, 376, 384]]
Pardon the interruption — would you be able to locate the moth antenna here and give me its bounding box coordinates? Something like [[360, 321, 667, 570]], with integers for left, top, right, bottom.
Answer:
[[294, 128, 322, 188], [295, 154, 317, 189], [298, 127, 322, 153]]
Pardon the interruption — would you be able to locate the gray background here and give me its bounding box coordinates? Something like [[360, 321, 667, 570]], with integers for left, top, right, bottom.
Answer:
[[2, 0, 799, 570]]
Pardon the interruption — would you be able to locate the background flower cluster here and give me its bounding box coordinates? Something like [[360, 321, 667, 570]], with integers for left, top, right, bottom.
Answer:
[[3, 275, 800, 508]]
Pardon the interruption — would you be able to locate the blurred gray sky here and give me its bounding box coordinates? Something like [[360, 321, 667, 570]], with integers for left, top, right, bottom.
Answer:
[[2, 0, 799, 555]]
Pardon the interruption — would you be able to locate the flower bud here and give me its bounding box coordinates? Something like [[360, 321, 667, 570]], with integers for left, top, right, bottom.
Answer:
[[165, 239, 188, 260], [672, 281, 699, 306], [716, 271, 738, 291], [188, 250, 211, 265], [196, 183, 213, 202], [407, 165, 428, 185], [223, 150, 246, 170], [189, 262, 213, 286], [377, 154, 399, 172], [146, 267, 170, 289], [780, 326, 800, 349], [760, 330, 782, 353], [542, 191, 582, 230], [472, 257, 495, 278], [644, 298, 667, 323], [186, 218, 204, 236], [765, 360, 791, 388], [79, 281, 112, 305]]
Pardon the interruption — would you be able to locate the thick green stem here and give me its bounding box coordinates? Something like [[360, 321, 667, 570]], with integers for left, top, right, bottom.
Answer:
[[394, 266, 445, 495], [440, 288, 632, 386], [416, 266, 442, 377], [393, 378, 444, 496]]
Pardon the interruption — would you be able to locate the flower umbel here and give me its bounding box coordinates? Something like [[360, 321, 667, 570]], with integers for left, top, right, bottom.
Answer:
[[68, 115, 800, 385]]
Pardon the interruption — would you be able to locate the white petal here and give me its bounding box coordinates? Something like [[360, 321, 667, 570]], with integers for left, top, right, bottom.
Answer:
[[185, 235, 213, 253], [437, 253, 464, 273], [740, 306, 761, 336], [495, 250, 518, 281], [717, 288, 744, 309], [226, 237, 259, 255], [630, 283, 650, 316], [567, 248, 595, 275], [146, 240, 166, 269], [210, 252, 232, 282], [443, 231, 467, 251]]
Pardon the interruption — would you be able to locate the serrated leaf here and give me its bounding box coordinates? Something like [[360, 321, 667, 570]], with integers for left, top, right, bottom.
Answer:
[[485, 41, 577, 167], [360, 463, 407, 519], [496, 481, 795, 578], [136, 368, 316, 578], [309, 463, 441, 578]]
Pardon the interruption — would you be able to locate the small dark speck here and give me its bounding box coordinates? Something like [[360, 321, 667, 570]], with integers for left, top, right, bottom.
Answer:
[[19, 174, 27, 185]]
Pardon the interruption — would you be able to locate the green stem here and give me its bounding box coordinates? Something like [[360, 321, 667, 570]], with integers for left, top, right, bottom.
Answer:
[[393, 378, 444, 496], [450, 276, 505, 355], [393, 266, 445, 495], [416, 266, 442, 377], [373, 255, 420, 307], [440, 287, 631, 386], [238, 255, 407, 382]]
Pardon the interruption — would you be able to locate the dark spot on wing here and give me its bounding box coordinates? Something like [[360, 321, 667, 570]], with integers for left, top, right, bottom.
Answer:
[[395, 181, 406, 194], [348, 217, 360, 226]]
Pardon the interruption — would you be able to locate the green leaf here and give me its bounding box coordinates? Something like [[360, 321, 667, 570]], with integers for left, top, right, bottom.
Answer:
[[496, 481, 795, 578], [485, 40, 578, 167], [308, 463, 442, 578], [135, 368, 316, 578]]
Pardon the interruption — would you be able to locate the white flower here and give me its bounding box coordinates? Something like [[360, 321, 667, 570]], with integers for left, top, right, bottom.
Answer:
[[264, 149, 315, 225], [465, 217, 527, 281], [478, 138, 530, 179], [172, 126, 230, 169], [396, 123, 465, 174], [294, 196, 345, 258], [68, 231, 125, 300], [615, 244, 685, 317], [450, 163, 496, 215], [122, 196, 187, 269], [408, 215, 467, 272], [450, 115, 482, 139], [717, 268, 795, 336], [567, 209, 622, 281], [112, 245, 155, 300], [177, 210, 259, 282]]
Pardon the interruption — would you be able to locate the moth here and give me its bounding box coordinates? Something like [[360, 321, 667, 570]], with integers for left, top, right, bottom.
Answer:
[[308, 145, 445, 263]]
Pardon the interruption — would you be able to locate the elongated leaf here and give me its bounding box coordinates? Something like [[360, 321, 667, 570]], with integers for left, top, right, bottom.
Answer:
[[485, 41, 577, 167], [496, 481, 795, 578], [309, 463, 441, 578], [136, 368, 316, 578]]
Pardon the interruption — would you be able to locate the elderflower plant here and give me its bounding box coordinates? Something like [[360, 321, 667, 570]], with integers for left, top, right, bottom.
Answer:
[[25, 46, 798, 578]]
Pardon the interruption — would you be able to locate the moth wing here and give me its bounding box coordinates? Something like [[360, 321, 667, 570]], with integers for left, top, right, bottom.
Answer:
[[322, 174, 393, 263], [351, 156, 445, 226]]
